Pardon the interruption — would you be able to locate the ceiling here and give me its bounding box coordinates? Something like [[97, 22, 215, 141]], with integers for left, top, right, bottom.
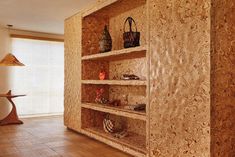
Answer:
[[0, 0, 95, 34]]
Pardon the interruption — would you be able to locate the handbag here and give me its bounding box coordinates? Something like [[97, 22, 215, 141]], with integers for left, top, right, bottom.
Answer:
[[123, 17, 140, 48]]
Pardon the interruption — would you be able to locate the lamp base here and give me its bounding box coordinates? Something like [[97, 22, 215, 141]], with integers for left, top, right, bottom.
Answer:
[[0, 104, 23, 126], [0, 90, 25, 126]]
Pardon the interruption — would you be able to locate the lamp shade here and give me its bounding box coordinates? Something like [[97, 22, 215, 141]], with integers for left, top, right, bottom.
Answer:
[[0, 53, 25, 66]]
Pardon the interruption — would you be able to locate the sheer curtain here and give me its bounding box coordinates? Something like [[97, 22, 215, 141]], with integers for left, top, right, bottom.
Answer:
[[9, 38, 64, 116]]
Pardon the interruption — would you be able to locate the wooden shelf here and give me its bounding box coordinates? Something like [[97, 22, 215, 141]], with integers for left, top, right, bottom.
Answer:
[[81, 103, 146, 121], [81, 46, 147, 61], [81, 80, 147, 86], [81, 127, 146, 156]]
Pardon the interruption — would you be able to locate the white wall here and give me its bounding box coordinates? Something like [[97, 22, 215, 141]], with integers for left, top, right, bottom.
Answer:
[[0, 26, 12, 120]]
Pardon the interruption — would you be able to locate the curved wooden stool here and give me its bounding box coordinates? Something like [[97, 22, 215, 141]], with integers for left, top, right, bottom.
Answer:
[[0, 90, 26, 125]]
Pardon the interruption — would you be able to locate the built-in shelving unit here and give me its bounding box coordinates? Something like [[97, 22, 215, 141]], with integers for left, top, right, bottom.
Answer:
[[77, 0, 149, 156], [65, 0, 213, 156]]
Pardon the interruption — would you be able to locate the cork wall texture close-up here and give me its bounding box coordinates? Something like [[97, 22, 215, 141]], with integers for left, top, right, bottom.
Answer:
[[149, 0, 211, 156], [211, 0, 235, 156]]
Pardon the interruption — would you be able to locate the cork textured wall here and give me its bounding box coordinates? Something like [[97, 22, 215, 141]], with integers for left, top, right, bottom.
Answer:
[[81, 108, 105, 129], [211, 0, 235, 156], [82, 60, 109, 80], [149, 0, 211, 156], [64, 13, 82, 132], [109, 58, 147, 80], [109, 86, 146, 106], [81, 84, 109, 103]]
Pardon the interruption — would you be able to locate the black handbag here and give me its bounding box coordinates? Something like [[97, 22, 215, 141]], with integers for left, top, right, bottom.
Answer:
[[123, 17, 140, 48]]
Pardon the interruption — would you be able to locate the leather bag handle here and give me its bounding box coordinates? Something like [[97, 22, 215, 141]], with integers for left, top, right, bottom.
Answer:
[[123, 17, 138, 32]]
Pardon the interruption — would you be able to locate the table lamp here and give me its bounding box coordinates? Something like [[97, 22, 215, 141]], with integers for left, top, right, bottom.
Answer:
[[0, 53, 25, 125]]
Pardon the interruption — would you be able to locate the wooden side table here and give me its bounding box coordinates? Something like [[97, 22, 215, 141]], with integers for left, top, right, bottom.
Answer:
[[0, 90, 26, 125]]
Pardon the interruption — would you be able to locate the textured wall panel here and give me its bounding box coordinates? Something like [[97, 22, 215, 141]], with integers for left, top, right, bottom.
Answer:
[[109, 58, 147, 80], [81, 108, 105, 129], [64, 14, 82, 131], [126, 118, 146, 136], [149, 0, 211, 156], [211, 0, 235, 156], [82, 60, 109, 80], [109, 86, 146, 105], [81, 84, 109, 103]]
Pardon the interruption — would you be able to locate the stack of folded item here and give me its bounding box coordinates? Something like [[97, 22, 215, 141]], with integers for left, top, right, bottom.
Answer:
[[121, 74, 140, 80], [113, 130, 128, 138]]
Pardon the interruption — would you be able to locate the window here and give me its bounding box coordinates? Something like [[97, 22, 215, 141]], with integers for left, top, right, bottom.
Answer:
[[9, 38, 64, 116]]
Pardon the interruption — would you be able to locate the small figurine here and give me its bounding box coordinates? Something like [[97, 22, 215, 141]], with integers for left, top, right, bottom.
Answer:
[[124, 103, 146, 111], [95, 88, 108, 104], [114, 130, 128, 138], [99, 70, 106, 80]]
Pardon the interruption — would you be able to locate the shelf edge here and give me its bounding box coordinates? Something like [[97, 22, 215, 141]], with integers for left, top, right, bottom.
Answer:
[[81, 46, 147, 61], [81, 103, 146, 121], [81, 80, 147, 86]]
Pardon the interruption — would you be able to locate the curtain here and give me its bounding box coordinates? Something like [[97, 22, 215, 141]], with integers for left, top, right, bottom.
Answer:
[[9, 38, 64, 116]]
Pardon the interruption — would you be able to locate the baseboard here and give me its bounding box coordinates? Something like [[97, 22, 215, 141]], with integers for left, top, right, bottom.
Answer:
[[19, 113, 63, 118]]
